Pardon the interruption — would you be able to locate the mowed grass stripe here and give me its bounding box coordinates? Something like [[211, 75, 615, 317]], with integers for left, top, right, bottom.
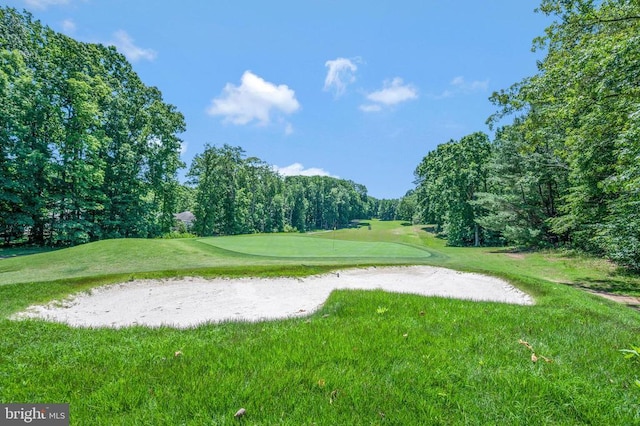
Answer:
[[0, 228, 432, 287], [0, 238, 272, 286], [197, 234, 431, 258]]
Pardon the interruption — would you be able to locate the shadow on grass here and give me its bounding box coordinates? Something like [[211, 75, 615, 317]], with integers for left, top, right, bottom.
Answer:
[[420, 226, 447, 240], [0, 245, 59, 259], [488, 247, 532, 255], [570, 277, 640, 296]]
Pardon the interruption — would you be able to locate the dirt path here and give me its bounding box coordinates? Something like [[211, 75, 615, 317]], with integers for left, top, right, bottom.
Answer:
[[588, 291, 640, 310]]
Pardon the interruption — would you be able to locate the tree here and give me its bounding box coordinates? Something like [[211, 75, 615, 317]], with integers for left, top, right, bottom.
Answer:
[[188, 145, 287, 236], [474, 122, 569, 247], [140, 87, 186, 236], [414, 132, 492, 246], [46, 36, 111, 245], [0, 7, 185, 245], [396, 190, 418, 223], [489, 0, 640, 265], [0, 50, 38, 244], [281, 175, 371, 232], [375, 199, 398, 221]]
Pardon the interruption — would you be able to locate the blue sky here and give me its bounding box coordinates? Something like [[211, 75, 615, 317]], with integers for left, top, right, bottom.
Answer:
[[5, 0, 549, 199]]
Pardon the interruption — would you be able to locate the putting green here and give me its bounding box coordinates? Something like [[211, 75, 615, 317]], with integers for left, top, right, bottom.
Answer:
[[197, 234, 431, 258]]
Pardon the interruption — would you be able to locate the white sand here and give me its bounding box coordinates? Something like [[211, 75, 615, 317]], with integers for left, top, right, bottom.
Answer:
[[13, 266, 533, 328]]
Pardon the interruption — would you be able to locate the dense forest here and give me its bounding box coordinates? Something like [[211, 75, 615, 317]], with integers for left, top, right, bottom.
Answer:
[[0, 8, 185, 245], [185, 144, 400, 235], [414, 0, 640, 269], [2, 1, 639, 270]]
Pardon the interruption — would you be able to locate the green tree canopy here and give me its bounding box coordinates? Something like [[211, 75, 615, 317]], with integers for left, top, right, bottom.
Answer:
[[0, 7, 185, 245], [414, 132, 492, 246], [486, 0, 640, 267]]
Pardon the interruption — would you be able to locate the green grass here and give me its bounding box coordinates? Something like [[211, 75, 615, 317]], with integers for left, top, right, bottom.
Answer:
[[0, 230, 430, 288], [1, 220, 640, 424], [0, 245, 57, 258], [199, 233, 431, 258]]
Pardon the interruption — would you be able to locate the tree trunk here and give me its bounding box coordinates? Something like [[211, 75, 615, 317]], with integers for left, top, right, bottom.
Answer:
[[474, 222, 480, 247]]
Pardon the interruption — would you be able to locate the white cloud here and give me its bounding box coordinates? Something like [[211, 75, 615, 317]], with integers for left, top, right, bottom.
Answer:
[[450, 76, 465, 86], [450, 76, 489, 92], [284, 123, 294, 136], [324, 57, 358, 97], [61, 19, 76, 33], [207, 71, 301, 126], [273, 163, 337, 178], [366, 78, 418, 105], [359, 104, 382, 112], [179, 142, 188, 155], [110, 30, 157, 62], [360, 77, 418, 112], [430, 76, 489, 99], [431, 90, 454, 100], [25, 0, 69, 9]]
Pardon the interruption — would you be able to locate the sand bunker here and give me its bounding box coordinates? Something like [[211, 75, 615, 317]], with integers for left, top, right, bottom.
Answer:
[[13, 266, 533, 328]]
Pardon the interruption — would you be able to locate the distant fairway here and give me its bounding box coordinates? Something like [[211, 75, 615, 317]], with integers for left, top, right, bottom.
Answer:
[[198, 234, 431, 258], [0, 223, 433, 286]]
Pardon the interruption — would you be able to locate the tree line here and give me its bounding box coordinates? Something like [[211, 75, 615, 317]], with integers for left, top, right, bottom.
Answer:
[[413, 0, 640, 269], [186, 144, 413, 236], [0, 8, 185, 246], [6, 1, 638, 271]]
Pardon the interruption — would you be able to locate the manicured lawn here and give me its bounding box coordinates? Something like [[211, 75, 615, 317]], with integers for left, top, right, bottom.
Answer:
[[0, 245, 57, 259], [1, 220, 639, 424], [198, 233, 431, 258], [0, 227, 432, 288]]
